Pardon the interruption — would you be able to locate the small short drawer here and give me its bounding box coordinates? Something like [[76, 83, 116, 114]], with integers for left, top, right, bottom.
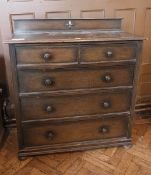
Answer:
[[15, 44, 78, 64], [21, 90, 131, 121], [18, 66, 134, 93], [22, 116, 130, 147], [80, 43, 137, 63]]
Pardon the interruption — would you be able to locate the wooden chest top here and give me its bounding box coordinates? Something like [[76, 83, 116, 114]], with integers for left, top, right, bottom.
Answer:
[[5, 19, 144, 44]]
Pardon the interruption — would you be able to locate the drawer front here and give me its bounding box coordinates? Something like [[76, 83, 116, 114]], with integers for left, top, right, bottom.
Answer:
[[21, 90, 131, 121], [16, 45, 78, 64], [18, 66, 134, 93], [23, 116, 130, 147], [80, 43, 137, 63]]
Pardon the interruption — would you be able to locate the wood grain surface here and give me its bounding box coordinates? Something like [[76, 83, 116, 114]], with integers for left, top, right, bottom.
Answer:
[[0, 123, 151, 175]]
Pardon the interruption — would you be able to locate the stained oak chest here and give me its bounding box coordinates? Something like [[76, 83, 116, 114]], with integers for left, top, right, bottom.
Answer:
[[6, 19, 143, 159]]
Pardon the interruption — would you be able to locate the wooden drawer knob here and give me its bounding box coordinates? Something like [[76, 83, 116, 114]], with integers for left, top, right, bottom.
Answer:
[[42, 52, 52, 61], [102, 74, 112, 83], [102, 101, 111, 108], [45, 105, 54, 113], [47, 131, 55, 140], [99, 125, 109, 134], [106, 50, 113, 58], [43, 77, 54, 86]]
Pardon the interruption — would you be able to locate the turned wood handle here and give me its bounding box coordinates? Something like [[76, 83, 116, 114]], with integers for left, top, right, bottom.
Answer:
[[102, 101, 111, 108], [45, 105, 54, 113], [43, 77, 54, 86], [106, 50, 113, 58], [99, 125, 109, 134], [102, 74, 112, 83], [47, 131, 55, 140], [42, 52, 52, 61]]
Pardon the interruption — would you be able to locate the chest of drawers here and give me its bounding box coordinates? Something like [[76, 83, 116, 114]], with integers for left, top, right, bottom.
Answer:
[[6, 19, 143, 159]]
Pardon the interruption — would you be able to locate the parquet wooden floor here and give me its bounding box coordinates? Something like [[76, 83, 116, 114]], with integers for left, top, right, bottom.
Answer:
[[0, 123, 151, 175]]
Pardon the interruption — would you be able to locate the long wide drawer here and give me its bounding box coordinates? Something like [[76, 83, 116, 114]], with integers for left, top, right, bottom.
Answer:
[[18, 66, 134, 93], [22, 115, 130, 147], [20, 90, 131, 121], [15, 44, 78, 64], [80, 42, 137, 63]]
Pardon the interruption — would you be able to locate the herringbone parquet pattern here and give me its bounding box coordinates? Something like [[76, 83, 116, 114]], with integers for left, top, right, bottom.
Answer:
[[0, 123, 151, 175]]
